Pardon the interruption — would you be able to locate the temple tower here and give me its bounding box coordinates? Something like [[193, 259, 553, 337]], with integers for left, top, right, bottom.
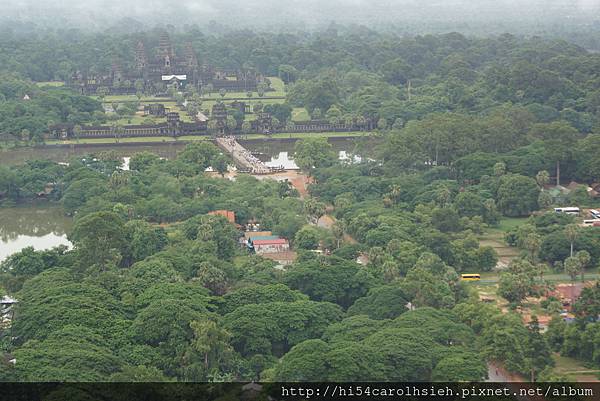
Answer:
[[134, 41, 148, 72], [157, 31, 174, 61]]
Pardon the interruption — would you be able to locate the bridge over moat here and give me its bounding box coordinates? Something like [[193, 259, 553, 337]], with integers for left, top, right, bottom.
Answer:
[[215, 137, 272, 174]]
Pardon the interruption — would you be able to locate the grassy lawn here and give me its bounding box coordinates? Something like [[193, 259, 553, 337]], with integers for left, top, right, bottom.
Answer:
[[112, 115, 166, 125], [478, 217, 528, 267], [199, 76, 286, 100], [35, 81, 65, 87], [198, 98, 286, 108], [44, 132, 368, 145], [177, 136, 212, 141], [243, 132, 372, 140], [46, 136, 181, 145], [292, 107, 310, 121], [268, 77, 286, 96], [552, 353, 600, 381], [46, 136, 215, 145], [99, 97, 285, 116], [496, 217, 528, 232], [200, 92, 285, 100], [97, 95, 171, 102]]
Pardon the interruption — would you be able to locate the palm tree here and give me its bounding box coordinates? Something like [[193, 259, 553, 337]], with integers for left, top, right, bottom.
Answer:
[[332, 221, 345, 249], [382, 260, 400, 283], [493, 162, 506, 176], [524, 233, 541, 264], [388, 184, 402, 205], [73, 125, 82, 143], [564, 224, 579, 257], [111, 123, 124, 143], [536, 170, 550, 188], [190, 319, 232, 371], [576, 250, 591, 282]]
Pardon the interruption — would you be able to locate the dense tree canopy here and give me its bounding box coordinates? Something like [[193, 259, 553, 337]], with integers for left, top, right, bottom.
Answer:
[[2, 24, 600, 384]]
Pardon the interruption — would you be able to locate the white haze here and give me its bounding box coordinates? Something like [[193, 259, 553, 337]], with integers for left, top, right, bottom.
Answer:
[[2, 0, 600, 32]]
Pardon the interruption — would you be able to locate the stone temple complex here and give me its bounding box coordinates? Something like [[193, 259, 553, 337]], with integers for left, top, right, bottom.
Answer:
[[70, 31, 266, 95]]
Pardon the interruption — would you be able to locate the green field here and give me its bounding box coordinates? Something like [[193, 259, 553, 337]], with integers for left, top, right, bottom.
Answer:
[[552, 353, 600, 381], [98, 86, 287, 126], [478, 217, 528, 266], [199, 98, 286, 108], [112, 115, 166, 125], [44, 131, 371, 145], [46, 136, 179, 145], [35, 81, 65, 87], [199, 76, 286, 99], [496, 217, 528, 232], [292, 107, 310, 121], [244, 131, 372, 139], [268, 77, 286, 96], [97, 95, 171, 102]]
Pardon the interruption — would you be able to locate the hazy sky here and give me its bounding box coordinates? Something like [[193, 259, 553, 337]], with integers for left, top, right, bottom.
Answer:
[[2, 0, 599, 32]]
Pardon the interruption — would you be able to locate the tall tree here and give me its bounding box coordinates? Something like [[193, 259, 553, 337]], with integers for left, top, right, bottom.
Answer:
[[564, 224, 580, 257], [189, 319, 233, 372], [525, 316, 554, 382], [529, 122, 579, 186], [69, 211, 125, 271], [294, 138, 336, 175], [564, 256, 582, 282]]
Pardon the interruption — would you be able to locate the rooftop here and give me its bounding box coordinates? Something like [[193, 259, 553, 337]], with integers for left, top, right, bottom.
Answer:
[[162, 74, 187, 81], [249, 235, 280, 242], [244, 231, 272, 240], [253, 238, 288, 246], [208, 210, 235, 224], [1, 296, 17, 305]]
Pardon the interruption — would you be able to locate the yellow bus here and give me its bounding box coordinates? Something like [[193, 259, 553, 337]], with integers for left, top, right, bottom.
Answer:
[[461, 274, 481, 281]]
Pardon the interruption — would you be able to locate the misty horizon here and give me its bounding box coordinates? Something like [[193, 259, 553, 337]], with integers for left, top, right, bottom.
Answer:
[[2, 0, 600, 34]]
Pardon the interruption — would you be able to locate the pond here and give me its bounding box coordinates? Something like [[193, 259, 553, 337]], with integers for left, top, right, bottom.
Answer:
[[0, 206, 72, 263]]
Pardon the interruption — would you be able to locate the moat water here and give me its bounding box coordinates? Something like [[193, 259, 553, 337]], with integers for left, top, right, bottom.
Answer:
[[0, 137, 376, 167], [0, 206, 72, 263]]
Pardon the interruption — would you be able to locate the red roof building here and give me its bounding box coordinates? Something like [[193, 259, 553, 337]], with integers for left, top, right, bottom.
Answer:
[[252, 238, 290, 254], [208, 210, 236, 224]]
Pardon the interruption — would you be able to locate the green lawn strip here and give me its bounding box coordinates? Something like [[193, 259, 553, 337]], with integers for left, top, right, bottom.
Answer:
[[267, 77, 286, 96], [45, 136, 180, 145], [112, 115, 166, 125], [98, 95, 171, 102], [292, 107, 310, 121], [201, 94, 285, 100], [177, 136, 212, 141], [552, 354, 600, 379], [35, 81, 65, 87], [243, 132, 372, 140], [496, 217, 528, 232], [199, 76, 286, 99], [45, 131, 370, 146]]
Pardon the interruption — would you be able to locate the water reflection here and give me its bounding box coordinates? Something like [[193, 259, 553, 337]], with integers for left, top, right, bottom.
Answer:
[[0, 206, 72, 263], [0, 137, 374, 166], [253, 150, 362, 170]]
